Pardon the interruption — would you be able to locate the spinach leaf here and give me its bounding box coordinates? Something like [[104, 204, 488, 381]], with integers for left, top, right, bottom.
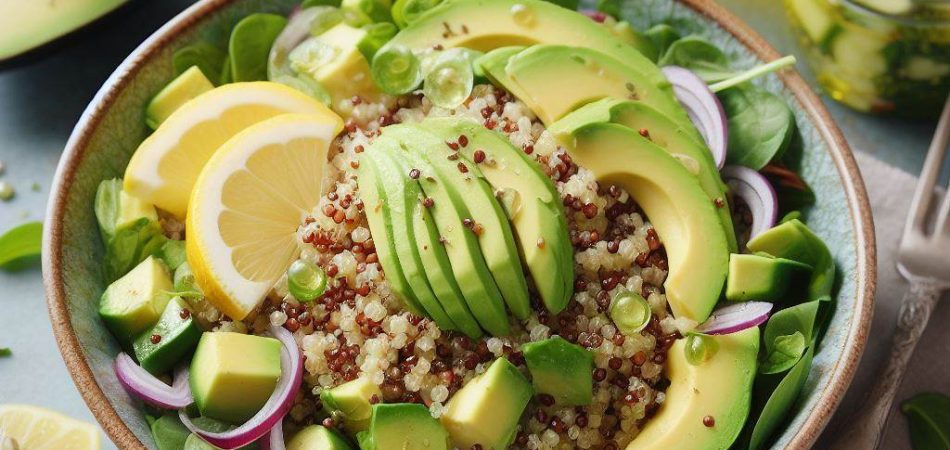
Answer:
[[0, 221, 42, 271], [172, 42, 227, 86], [644, 24, 680, 61], [150, 414, 191, 450], [95, 179, 166, 282], [657, 36, 734, 82], [302, 0, 343, 6], [902, 393, 950, 450], [760, 331, 806, 375], [748, 345, 814, 450], [719, 85, 796, 171], [228, 14, 288, 82]]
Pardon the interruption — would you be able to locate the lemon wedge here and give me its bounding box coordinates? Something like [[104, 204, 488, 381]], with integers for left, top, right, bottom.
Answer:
[[124, 81, 338, 219], [0, 404, 101, 450], [186, 113, 343, 320]]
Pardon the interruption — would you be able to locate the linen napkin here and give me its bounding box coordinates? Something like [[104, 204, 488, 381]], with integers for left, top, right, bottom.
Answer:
[[815, 152, 950, 450]]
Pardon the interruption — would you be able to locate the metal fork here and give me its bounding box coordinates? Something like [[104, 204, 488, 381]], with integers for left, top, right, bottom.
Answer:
[[828, 95, 950, 450]]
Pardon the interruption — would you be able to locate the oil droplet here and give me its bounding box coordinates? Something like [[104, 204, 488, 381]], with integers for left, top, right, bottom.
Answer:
[[510, 3, 535, 27]]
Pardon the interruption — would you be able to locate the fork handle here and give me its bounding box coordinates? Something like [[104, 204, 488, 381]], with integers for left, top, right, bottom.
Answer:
[[827, 281, 942, 450]]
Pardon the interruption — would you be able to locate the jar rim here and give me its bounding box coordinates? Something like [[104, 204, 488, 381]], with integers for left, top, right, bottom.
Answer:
[[838, 0, 950, 26]]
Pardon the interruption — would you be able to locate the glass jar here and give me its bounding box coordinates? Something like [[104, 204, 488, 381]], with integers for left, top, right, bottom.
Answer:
[[785, 0, 950, 118]]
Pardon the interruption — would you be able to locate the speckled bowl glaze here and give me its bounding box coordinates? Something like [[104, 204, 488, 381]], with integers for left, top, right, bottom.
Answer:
[[42, 0, 876, 448]]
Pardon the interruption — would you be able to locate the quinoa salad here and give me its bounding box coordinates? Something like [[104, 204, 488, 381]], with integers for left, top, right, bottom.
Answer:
[[90, 1, 837, 450]]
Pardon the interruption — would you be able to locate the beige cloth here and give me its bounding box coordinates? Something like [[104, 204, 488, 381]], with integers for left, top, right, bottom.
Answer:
[[815, 152, 950, 449]]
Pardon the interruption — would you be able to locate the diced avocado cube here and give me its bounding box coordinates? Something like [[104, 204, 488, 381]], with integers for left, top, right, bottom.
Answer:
[[747, 219, 835, 302], [361, 403, 449, 450], [133, 297, 202, 375], [441, 358, 533, 449], [99, 256, 174, 342], [522, 336, 594, 406], [320, 376, 382, 434], [189, 332, 282, 423], [145, 65, 214, 130], [725, 253, 812, 302], [288, 425, 353, 450], [150, 414, 191, 450], [288, 23, 379, 105]]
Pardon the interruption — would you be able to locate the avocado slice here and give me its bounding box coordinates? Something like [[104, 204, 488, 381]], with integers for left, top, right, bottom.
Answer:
[[376, 147, 485, 338], [359, 148, 457, 330], [382, 0, 655, 65], [98, 256, 174, 343], [132, 297, 202, 375], [418, 117, 574, 314], [360, 404, 450, 450], [475, 46, 525, 96], [551, 98, 738, 252], [287, 425, 353, 450], [441, 357, 533, 449], [0, 0, 126, 63], [725, 253, 813, 302], [398, 120, 534, 319], [356, 147, 428, 318], [146, 66, 214, 130], [190, 332, 282, 424], [561, 123, 729, 323], [379, 127, 511, 336], [503, 45, 696, 134], [630, 328, 759, 450], [523, 336, 594, 406], [320, 376, 383, 434]]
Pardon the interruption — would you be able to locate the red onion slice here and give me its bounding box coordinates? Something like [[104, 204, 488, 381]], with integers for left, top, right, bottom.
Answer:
[[582, 10, 608, 22], [261, 420, 285, 450], [721, 165, 778, 239], [114, 353, 193, 410], [179, 326, 302, 450], [696, 301, 773, 335], [661, 66, 728, 169]]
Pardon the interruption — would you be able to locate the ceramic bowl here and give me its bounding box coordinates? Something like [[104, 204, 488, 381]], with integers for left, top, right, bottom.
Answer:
[[42, 0, 877, 448]]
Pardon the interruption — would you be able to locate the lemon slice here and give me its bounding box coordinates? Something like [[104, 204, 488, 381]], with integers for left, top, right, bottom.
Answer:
[[0, 404, 100, 450], [186, 113, 343, 320], [124, 81, 338, 219]]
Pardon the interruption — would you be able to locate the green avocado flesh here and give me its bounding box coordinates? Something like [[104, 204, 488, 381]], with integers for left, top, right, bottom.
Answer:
[[551, 98, 738, 252], [382, 0, 655, 66], [415, 117, 575, 314], [360, 403, 450, 450], [146, 66, 214, 130], [563, 123, 728, 323], [356, 149, 428, 318], [441, 357, 533, 449], [287, 425, 353, 450], [98, 256, 173, 343], [632, 327, 759, 450], [320, 376, 383, 434], [358, 147, 458, 330], [502, 45, 695, 134], [747, 219, 835, 302], [523, 336, 594, 406], [132, 296, 202, 375], [0, 0, 126, 61], [390, 150, 485, 339], [189, 332, 281, 424], [726, 253, 813, 302], [376, 126, 511, 336]]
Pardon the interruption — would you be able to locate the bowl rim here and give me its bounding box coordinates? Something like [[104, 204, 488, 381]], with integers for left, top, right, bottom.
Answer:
[[41, 0, 876, 448]]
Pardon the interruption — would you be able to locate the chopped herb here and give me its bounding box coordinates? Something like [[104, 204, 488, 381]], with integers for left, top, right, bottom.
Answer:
[[0, 348, 11, 357]]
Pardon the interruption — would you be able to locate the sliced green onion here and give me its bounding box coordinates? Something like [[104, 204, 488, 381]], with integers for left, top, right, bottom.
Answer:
[[708, 55, 797, 93], [341, 0, 392, 25], [287, 259, 328, 302], [371, 44, 423, 94], [358, 22, 399, 61], [309, 8, 344, 36], [684, 333, 719, 366], [272, 73, 333, 105], [423, 48, 475, 108], [391, 0, 443, 28], [609, 290, 651, 336]]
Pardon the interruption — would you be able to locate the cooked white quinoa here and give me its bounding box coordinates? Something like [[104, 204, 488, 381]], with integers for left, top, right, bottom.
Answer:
[[188, 85, 684, 450]]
